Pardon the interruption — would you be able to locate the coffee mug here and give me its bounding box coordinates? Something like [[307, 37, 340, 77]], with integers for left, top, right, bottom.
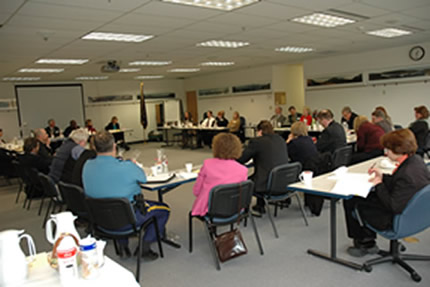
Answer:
[[299, 171, 313, 187], [185, 163, 193, 173], [151, 166, 158, 176]]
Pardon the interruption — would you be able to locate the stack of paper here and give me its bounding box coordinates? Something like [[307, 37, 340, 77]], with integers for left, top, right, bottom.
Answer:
[[331, 173, 373, 198]]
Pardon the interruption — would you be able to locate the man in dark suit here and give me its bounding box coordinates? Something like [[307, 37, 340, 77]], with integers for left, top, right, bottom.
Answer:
[[45, 119, 61, 138], [316, 109, 347, 153], [238, 120, 289, 215], [34, 128, 53, 160], [20, 137, 51, 174], [343, 129, 430, 257]]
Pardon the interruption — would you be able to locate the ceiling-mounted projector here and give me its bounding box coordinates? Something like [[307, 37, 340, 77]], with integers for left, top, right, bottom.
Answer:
[[101, 60, 120, 73]]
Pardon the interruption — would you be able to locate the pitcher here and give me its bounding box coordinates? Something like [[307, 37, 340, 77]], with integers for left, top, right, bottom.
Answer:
[[0, 229, 36, 286], [46, 211, 80, 244]]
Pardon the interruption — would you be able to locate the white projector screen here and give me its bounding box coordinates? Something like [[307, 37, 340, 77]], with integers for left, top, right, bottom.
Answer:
[[16, 85, 85, 133]]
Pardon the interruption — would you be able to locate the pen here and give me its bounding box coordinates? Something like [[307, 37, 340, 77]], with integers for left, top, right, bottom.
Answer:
[[369, 162, 376, 170]]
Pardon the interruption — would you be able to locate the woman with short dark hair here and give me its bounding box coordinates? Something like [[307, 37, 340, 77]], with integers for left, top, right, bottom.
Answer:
[[343, 129, 430, 257], [191, 133, 247, 216], [409, 105, 429, 154]]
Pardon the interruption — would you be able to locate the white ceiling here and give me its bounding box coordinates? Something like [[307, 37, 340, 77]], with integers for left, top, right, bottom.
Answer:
[[0, 0, 429, 81]]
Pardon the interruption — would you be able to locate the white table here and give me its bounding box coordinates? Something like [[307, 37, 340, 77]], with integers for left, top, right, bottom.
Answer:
[[288, 156, 386, 271], [24, 252, 139, 287]]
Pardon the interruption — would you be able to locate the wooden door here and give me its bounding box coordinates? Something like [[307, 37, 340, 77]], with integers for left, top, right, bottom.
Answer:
[[186, 91, 198, 124]]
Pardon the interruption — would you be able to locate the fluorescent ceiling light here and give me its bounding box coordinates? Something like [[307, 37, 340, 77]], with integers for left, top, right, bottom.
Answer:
[[119, 68, 141, 73], [275, 46, 314, 53], [292, 13, 355, 27], [36, 59, 89, 65], [18, 68, 64, 73], [135, 75, 164, 79], [129, 61, 172, 66], [168, 68, 200, 73], [366, 28, 412, 38], [200, 61, 235, 66], [197, 40, 249, 48], [81, 32, 154, 43], [75, 76, 109, 80], [160, 0, 259, 11], [3, 77, 41, 81]]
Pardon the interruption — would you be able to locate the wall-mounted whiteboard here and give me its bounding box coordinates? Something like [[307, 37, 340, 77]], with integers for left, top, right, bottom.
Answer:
[[198, 93, 274, 126], [164, 100, 180, 122], [16, 85, 85, 132], [306, 81, 430, 127]]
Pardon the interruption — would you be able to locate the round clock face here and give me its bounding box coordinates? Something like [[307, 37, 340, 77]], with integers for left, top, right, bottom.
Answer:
[[409, 46, 425, 61]]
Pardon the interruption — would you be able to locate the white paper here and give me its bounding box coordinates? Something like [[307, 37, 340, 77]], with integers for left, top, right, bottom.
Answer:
[[177, 172, 198, 180], [331, 173, 373, 198], [146, 173, 174, 182]]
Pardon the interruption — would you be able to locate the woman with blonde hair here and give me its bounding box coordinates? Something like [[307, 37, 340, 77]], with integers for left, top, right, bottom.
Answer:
[[191, 133, 248, 216], [300, 106, 313, 126], [351, 115, 384, 164], [227, 111, 241, 133], [286, 121, 318, 166]]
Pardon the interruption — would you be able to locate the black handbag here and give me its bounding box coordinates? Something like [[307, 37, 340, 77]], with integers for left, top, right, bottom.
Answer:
[[213, 184, 248, 262]]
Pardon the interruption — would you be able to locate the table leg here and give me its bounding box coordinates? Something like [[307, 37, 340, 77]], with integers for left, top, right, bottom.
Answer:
[[156, 187, 181, 249], [307, 198, 363, 270], [161, 129, 172, 147]]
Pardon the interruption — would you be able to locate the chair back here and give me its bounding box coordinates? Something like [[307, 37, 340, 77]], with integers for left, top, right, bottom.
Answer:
[[424, 131, 430, 150], [207, 180, 254, 222], [58, 182, 87, 218], [85, 197, 136, 231], [238, 116, 246, 142], [267, 162, 302, 197], [391, 184, 430, 239], [38, 173, 60, 198], [331, 145, 352, 169]]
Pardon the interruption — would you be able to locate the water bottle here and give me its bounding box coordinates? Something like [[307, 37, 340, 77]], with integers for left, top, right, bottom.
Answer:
[[342, 121, 349, 133]]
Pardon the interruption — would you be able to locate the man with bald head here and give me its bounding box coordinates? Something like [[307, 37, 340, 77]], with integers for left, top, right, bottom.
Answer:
[[34, 128, 53, 161]]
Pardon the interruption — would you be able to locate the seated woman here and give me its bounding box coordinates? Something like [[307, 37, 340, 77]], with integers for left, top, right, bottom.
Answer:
[[85, 119, 97, 134], [409, 105, 429, 155], [351, 115, 385, 164], [343, 129, 430, 257], [191, 133, 248, 216], [286, 121, 318, 166], [215, 110, 229, 127], [227, 111, 241, 133], [300, 106, 313, 126]]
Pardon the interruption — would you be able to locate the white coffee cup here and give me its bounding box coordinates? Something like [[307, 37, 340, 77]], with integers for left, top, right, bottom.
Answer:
[[299, 171, 313, 187], [185, 163, 193, 173], [151, 166, 158, 176]]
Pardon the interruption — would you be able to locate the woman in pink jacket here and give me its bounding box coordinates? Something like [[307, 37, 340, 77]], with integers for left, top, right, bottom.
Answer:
[[191, 133, 248, 216]]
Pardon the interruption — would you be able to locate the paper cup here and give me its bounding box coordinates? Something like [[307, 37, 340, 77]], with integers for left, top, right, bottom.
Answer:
[[185, 163, 193, 173]]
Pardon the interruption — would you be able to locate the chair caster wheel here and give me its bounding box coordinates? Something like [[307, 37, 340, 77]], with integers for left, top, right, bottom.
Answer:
[[363, 264, 372, 272], [400, 244, 406, 252], [411, 272, 421, 282]]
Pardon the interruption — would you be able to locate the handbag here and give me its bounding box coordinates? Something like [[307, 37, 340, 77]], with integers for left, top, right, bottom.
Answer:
[[213, 184, 248, 262]]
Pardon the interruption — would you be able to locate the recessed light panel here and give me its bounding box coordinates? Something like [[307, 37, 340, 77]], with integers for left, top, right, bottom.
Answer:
[[168, 68, 200, 72], [119, 68, 141, 73], [135, 75, 164, 79], [200, 61, 235, 66], [275, 46, 314, 53], [161, 0, 259, 11], [18, 68, 64, 73], [36, 59, 88, 64], [75, 76, 109, 80], [197, 40, 249, 48], [3, 77, 41, 81], [129, 61, 172, 66], [292, 13, 355, 27], [81, 32, 153, 43], [366, 28, 412, 38]]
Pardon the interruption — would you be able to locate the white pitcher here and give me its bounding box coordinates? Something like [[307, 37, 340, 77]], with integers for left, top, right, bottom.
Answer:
[[46, 211, 80, 244], [0, 229, 36, 286]]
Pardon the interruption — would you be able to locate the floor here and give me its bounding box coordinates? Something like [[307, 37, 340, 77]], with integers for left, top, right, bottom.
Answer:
[[1, 142, 429, 287]]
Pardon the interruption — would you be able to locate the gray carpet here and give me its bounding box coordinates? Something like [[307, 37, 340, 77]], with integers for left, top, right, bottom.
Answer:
[[1, 142, 429, 286]]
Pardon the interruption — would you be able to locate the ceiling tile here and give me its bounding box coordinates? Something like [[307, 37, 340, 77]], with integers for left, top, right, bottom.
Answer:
[[207, 12, 280, 28], [32, 0, 150, 12], [236, 2, 309, 20], [268, 0, 354, 11], [360, 0, 430, 12]]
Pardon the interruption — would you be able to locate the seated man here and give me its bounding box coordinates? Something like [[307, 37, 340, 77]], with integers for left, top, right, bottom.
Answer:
[[49, 128, 89, 183], [197, 111, 216, 148], [20, 137, 51, 174], [45, 118, 61, 138], [63, 120, 79, 138], [287, 106, 302, 125], [316, 109, 347, 154], [34, 128, 53, 160], [83, 131, 170, 260], [237, 120, 289, 215], [341, 106, 358, 130], [270, 106, 287, 128]]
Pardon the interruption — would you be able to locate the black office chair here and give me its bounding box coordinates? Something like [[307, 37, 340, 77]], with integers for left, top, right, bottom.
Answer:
[[11, 160, 24, 204], [260, 162, 308, 238], [359, 184, 430, 282], [85, 197, 163, 282], [421, 131, 430, 159], [238, 116, 246, 143], [38, 173, 63, 227], [331, 145, 353, 169], [0, 148, 18, 184], [188, 180, 264, 270], [58, 182, 88, 221], [21, 167, 44, 210]]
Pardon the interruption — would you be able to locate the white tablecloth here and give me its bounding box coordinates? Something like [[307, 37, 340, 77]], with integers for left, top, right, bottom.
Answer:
[[23, 252, 139, 287]]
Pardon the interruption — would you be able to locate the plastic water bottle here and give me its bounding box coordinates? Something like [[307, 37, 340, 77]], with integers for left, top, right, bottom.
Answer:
[[342, 121, 349, 133]]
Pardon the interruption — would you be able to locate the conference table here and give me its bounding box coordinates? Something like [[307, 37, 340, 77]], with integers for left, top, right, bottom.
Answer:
[[158, 125, 228, 148], [287, 156, 392, 271], [23, 252, 139, 286]]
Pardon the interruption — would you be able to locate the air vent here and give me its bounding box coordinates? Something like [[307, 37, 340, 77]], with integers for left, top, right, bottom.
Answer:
[[400, 25, 425, 32], [327, 9, 370, 20], [199, 87, 229, 97], [232, 83, 271, 93]]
